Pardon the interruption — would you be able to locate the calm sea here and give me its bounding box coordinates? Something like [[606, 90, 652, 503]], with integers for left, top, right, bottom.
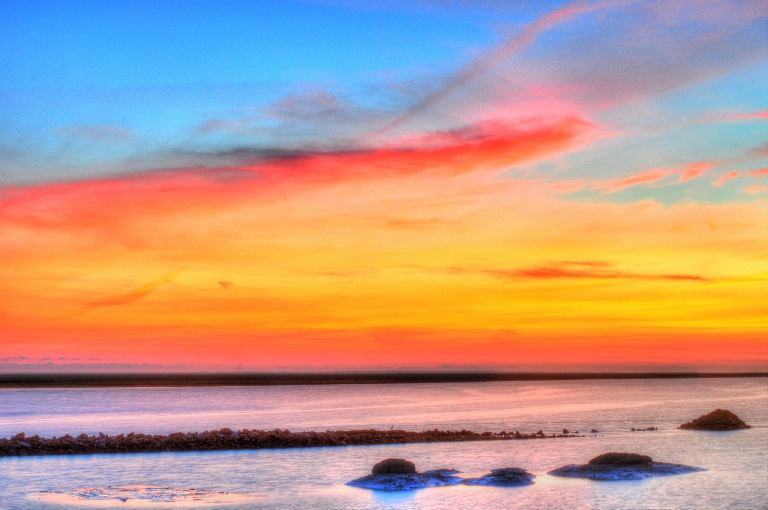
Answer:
[[0, 377, 766, 509]]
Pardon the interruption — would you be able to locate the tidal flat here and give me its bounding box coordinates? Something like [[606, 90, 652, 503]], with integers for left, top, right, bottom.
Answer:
[[1, 377, 765, 509]]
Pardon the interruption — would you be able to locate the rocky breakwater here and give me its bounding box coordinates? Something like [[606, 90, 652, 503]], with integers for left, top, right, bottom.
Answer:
[[679, 409, 751, 431], [548, 452, 705, 480], [0, 427, 579, 457], [347, 458, 463, 490]]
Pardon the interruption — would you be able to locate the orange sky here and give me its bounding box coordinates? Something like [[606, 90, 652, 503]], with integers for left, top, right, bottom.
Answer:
[[2, 113, 766, 371], [1, 1, 767, 372]]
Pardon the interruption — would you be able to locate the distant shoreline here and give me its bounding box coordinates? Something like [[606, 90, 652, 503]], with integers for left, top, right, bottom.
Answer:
[[0, 372, 765, 388]]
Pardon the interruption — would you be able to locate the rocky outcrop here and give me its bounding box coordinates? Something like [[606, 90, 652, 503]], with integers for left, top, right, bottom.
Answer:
[[588, 453, 652, 466], [347, 459, 462, 490], [679, 409, 751, 431], [548, 452, 704, 480], [372, 458, 416, 475], [461, 468, 536, 486], [347, 460, 538, 490], [0, 427, 582, 457]]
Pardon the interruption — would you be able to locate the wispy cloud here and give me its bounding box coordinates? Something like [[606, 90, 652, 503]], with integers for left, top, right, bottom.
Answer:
[[592, 161, 728, 193], [371, 0, 639, 137], [56, 124, 136, 143], [723, 110, 768, 122], [459, 262, 708, 282], [85, 271, 182, 309], [713, 171, 741, 187], [709, 165, 768, 187], [593, 168, 676, 193], [744, 185, 767, 195], [678, 162, 717, 182]]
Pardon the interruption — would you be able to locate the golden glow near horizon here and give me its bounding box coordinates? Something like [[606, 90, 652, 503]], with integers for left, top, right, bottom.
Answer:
[[1, 1, 767, 371]]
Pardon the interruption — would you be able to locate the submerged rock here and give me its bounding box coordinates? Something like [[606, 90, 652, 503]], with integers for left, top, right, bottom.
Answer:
[[347, 459, 462, 490], [679, 409, 751, 431], [548, 452, 704, 480], [462, 468, 536, 487]]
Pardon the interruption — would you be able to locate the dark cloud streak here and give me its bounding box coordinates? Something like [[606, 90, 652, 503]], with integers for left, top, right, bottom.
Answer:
[[450, 262, 708, 282]]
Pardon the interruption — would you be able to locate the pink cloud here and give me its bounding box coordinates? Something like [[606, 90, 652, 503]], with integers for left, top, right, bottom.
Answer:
[[678, 162, 717, 182], [478, 262, 707, 282], [589, 159, 726, 194], [550, 180, 585, 193], [371, 0, 637, 137], [593, 169, 675, 193], [713, 171, 740, 186], [744, 185, 767, 195], [748, 168, 768, 176], [726, 110, 768, 121]]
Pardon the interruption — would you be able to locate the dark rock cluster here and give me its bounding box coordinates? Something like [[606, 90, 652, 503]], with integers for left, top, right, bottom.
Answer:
[[587, 452, 652, 466], [349, 451, 703, 490], [347, 459, 463, 490], [548, 452, 705, 480], [347, 459, 536, 490], [0, 427, 580, 457], [679, 409, 751, 431], [461, 468, 536, 487], [372, 458, 416, 475]]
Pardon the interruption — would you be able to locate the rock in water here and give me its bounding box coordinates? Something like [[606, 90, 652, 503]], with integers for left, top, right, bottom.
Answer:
[[462, 468, 536, 486], [679, 409, 751, 431], [347, 459, 462, 490], [548, 452, 705, 480], [371, 458, 416, 475], [588, 453, 652, 466]]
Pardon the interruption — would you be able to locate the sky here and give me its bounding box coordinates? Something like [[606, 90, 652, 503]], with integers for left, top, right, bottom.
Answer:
[[0, 0, 766, 372]]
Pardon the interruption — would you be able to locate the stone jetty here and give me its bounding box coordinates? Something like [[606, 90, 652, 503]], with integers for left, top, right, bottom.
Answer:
[[0, 427, 583, 457]]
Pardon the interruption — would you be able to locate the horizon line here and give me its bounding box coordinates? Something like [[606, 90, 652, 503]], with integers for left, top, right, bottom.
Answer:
[[1, 371, 765, 388]]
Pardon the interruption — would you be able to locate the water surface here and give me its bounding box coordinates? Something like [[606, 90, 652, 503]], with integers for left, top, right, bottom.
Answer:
[[1, 377, 765, 509]]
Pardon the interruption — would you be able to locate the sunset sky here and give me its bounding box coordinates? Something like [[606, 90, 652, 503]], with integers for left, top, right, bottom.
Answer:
[[1, 0, 766, 372]]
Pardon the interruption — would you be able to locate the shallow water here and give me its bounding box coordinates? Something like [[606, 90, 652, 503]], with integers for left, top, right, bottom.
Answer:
[[1, 377, 766, 509]]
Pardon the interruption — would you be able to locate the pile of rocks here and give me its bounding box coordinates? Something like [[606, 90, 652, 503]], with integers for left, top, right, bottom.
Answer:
[[0, 427, 579, 457], [348, 453, 704, 490], [547, 452, 705, 480], [347, 458, 536, 490], [679, 409, 751, 431]]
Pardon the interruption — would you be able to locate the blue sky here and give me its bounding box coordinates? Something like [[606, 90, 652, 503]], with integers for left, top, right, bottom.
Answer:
[[1, 0, 766, 196]]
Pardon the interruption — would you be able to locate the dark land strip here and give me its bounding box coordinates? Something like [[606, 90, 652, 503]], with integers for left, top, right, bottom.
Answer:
[[0, 428, 584, 458], [0, 372, 765, 388]]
